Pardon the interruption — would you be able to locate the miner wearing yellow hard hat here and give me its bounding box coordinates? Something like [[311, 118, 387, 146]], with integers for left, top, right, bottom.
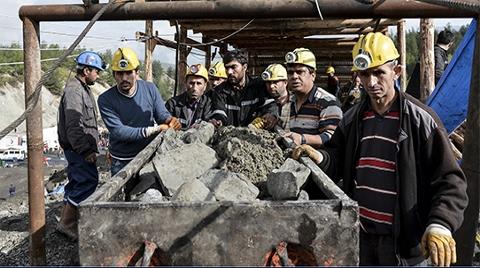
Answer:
[[98, 47, 181, 175], [282, 47, 342, 148], [165, 64, 213, 129], [209, 49, 277, 127], [250, 63, 290, 130], [292, 32, 467, 267], [325, 65, 340, 96], [208, 61, 227, 90]]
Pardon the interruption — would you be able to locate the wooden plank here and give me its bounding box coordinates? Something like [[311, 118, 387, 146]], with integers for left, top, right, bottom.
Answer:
[[84, 133, 164, 203]]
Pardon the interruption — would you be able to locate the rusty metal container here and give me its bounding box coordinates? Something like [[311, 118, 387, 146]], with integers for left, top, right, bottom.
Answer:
[[78, 135, 359, 266]]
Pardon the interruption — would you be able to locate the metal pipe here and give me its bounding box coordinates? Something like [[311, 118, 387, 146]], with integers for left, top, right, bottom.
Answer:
[[456, 16, 480, 265], [23, 17, 46, 265], [19, 0, 475, 21]]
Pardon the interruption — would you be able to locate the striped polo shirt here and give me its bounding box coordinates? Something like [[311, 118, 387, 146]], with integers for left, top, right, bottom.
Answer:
[[355, 96, 400, 234], [289, 86, 343, 144]]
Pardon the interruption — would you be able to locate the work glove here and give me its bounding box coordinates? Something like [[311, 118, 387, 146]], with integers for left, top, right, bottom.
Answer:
[[292, 144, 323, 164], [249, 117, 265, 129], [144, 125, 161, 138], [421, 224, 456, 267], [84, 152, 97, 163], [166, 117, 182, 130]]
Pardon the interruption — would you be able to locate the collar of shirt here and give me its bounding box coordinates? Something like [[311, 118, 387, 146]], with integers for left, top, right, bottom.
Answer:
[[366, 92, 400, 116]]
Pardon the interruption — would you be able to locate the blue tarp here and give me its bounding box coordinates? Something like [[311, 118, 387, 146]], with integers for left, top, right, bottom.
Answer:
[[426, 19, 477, 134]]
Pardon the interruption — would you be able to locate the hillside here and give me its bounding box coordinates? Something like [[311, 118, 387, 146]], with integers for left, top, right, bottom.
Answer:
[[0, 72, 174, 137]]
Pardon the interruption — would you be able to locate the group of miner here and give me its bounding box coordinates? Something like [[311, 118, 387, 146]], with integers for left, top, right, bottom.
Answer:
[[56, 31, 467, 266]]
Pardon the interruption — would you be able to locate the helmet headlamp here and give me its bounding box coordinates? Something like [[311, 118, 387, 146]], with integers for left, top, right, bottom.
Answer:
[[353, 50, 372, 71], [285, 52, 297, 64], [261, 70, 272, 80]]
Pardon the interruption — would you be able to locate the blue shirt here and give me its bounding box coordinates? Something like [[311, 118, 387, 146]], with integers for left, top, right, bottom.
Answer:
[[98, 79, 171, 160]]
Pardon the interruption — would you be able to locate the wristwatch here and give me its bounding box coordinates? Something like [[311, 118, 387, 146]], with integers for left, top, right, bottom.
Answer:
[[301, 134, 306, 145]]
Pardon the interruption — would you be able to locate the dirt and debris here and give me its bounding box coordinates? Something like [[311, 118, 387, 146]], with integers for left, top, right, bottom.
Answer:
[[212, 126, 285, 188]]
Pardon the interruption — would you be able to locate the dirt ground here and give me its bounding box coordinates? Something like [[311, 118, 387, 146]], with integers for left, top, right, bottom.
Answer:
[[0, 166, 78, 265]]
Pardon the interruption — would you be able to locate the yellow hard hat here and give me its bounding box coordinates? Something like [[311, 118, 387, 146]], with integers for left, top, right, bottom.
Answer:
[[208, 61, 227, 79], [285, 48, 316, 70], [186, 64, 209, 81], [261, 64, 287, 81], [326, 66, 335, 74], [351, 32, 400, 72], [111, 47, 140, 71]]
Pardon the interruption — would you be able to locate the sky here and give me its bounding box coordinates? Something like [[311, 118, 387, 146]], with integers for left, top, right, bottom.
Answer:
[[0, 0, 473, 65]]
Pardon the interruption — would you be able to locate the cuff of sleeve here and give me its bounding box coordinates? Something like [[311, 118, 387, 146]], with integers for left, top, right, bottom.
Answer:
[[426, 223, 451, 236]]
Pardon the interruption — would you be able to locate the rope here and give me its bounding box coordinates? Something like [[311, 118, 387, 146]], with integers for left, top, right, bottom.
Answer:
[[314, 0, 324, 20], [178, 19, 255, 47], [0, 0, 119, 140]]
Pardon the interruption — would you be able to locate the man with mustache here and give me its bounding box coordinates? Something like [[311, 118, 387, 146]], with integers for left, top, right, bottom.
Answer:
[[98, 47, 181, 176], [165, 64, 212, 129], [209, 49, 277, 127], [283, 48, 343, 148], [293, 32, 467, 266]]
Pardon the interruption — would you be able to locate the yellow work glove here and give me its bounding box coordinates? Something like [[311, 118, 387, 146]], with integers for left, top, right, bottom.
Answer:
[[292, 144, 323, 164], [249, 117, 265, 129], [421, 224, 456, 267], [166, 117, 182, 130]]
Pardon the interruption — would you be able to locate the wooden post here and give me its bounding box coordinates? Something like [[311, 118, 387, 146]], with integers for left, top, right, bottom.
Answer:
[[203, 36, 211, 68], [397, 19, 407, 92], [144, 20, 154, 82], [419, 18, 435, 102], [455, 15, 480, 265], [177, 26, 187, 94]]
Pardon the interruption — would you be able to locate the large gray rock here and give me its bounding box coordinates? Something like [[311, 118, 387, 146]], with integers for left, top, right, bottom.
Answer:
[[199, 169, 259, 202], [157, 128, 185, 155], [267, 158, 311, 200], [153, 143, 218, 196], [171, 178, 215, 202], [138, 189, 164, 203], [181, 121, 215, 144], [129, 163, 158, 197]]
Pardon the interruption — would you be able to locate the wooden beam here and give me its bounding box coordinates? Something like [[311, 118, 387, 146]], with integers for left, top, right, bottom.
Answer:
[[175, 18, 399, 32], [203, 36, 212, 68], [199, 26, 388, 38], [397, 19, 406, 92], [419, 18, 435, 102], [177, 26, 188, 94], [144, 20, 154, 82]]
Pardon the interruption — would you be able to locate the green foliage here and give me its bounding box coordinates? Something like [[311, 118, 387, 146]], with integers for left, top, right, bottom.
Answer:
[[390, 22, 469, 80]]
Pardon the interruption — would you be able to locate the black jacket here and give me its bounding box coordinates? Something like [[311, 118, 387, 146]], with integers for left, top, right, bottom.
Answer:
[[320, 91, 467, 264], [58, 77, 99, 157], [434, 44, 448, 84], [210, 76, 277, 126], [165, 92, 212, 129]]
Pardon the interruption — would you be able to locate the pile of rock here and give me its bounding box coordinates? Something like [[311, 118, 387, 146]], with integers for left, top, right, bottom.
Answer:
[[127, 122, 314, 203]]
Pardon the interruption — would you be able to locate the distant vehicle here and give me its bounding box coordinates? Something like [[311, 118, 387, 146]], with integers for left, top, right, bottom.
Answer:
[[0, 149, 26, 161]]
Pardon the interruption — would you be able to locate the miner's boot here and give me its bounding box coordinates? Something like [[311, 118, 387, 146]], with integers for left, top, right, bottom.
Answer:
[[56, 202, 78, 241]]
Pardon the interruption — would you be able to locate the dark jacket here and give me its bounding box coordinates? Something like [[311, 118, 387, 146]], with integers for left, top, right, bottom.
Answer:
[[165, 92, 212, 129], [320, 91, 467, 264], [434, 44, 448, 84], [210, 76, 277, 127], [58, 77, 99, 157]]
